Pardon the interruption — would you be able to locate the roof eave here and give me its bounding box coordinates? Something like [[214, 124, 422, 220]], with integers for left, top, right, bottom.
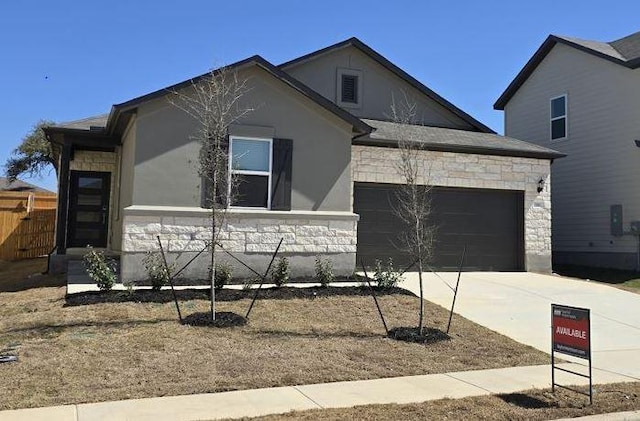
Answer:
[[495, 35, 636, 110], [353, 137, 566, 160]]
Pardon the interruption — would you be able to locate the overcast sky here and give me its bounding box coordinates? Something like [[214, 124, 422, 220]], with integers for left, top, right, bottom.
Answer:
[[2, 1, 639, 191]]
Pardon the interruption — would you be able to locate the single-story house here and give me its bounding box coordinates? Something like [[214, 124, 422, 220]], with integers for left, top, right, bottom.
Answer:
[[45, 37, 563, 281]]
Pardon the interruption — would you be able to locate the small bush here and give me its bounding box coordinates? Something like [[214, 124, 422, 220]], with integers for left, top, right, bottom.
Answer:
[[142, 251, 172, 291], [373, 257, 404, 289], [215, 263, 233, 290], [83, 247, 117, 291], [242, 278, 257, 291], [314, 256, 334, 287], [271, 257, 290, 287]]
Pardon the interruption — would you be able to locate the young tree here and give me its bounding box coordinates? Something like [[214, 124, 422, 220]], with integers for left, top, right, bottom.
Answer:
[[169, 66, 253, 321], [389, 92, 435, 335], [5, 120, 56, 182]]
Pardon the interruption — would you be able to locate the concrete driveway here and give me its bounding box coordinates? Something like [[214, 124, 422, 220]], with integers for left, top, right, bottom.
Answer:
[[400, 271, 640, 382]]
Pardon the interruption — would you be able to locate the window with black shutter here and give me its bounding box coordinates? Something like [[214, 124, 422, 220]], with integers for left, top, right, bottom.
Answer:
[[207, 136, 292, 210]]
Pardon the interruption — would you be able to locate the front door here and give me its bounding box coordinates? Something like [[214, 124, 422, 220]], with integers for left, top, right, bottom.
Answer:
[[67, 171, 111, 248]]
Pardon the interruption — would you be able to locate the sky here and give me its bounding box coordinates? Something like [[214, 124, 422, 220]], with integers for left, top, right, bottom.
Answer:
[[1, 1, 639, 192]]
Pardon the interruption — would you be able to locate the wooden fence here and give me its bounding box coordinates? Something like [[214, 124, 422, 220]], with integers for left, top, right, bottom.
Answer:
[[0, 192, 57, 261]]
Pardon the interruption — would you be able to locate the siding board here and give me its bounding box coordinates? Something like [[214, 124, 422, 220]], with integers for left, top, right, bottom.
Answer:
[[504, 43, 640, 254]]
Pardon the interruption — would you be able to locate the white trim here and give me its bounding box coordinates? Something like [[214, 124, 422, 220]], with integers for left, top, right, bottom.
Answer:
[[228, 136, 273, 210], [336, 68, 363, 109], [122, 205, 360, 221], [550, 94, 568, 141]]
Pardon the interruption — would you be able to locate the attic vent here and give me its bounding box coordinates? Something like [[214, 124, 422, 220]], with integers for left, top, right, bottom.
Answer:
[[341, 74, 358, 103]]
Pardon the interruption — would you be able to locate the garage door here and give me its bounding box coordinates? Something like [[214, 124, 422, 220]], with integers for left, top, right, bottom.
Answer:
[[354, 182, 524, 271]]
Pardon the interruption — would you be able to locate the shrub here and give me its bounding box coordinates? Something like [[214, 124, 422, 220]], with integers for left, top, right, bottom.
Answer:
[[373, 257, 404, 289], [214, 263, 233, 290], [142, 251, 172, 291], [271, 257, 290, 287], [314, 256, 334, 287], [83, 247, 117, 291]]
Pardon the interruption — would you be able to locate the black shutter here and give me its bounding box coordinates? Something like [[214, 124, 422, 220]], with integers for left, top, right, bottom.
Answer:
[[271, 138, 293, 211], [203, 136, 230, 208]]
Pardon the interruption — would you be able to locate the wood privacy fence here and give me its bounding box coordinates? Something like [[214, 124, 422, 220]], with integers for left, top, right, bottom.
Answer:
[[0, 192, 57, 261]]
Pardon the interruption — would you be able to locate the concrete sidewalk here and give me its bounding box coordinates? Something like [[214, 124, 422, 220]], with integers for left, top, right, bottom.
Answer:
[[0, 363, 633, 421]]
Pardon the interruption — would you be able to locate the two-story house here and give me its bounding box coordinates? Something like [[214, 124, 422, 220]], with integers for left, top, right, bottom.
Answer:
[[495, 31, 640, 270]]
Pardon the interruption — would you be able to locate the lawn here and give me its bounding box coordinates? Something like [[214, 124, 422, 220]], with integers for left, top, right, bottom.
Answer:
[[0, 258, 549, 411], [235, 382, 640, 421], [554, 264, 640, 294]]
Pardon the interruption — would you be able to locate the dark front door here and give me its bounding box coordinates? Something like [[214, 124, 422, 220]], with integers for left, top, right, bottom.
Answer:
[[354, 182, 525, 271], [67, 171, 111, 248]]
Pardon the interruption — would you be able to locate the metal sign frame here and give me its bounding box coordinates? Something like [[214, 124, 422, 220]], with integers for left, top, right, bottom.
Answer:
[[551, 304, 592, 405]]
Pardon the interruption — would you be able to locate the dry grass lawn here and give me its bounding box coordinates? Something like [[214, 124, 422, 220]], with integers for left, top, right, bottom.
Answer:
[[0, 259, 549, 411], [240, 382, 640, 421]]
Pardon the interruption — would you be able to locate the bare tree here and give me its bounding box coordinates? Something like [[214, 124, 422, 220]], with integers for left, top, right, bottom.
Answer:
[[169, 65, 253, 321], [389, 92, 435, 335]]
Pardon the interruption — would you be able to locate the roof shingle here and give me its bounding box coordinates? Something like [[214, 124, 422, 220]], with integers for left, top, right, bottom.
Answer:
[[360, 119, 564, 160]]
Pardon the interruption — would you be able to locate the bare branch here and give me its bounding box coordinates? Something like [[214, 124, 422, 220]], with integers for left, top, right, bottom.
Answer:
[[388, 90, 436, 335], [167, 64, 254, 321]]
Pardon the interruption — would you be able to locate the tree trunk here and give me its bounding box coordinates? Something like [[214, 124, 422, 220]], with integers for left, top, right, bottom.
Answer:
[[210, 240, 216, 321], [417, 257, 424, 335], [210, 171, 217, 321]]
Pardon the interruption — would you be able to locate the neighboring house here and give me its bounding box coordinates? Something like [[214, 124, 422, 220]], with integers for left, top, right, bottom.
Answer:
[[495, 31, 640, 270], [45, 37, 562, 281], [0, 177, 54, 193], [0, 178, 57, 261]]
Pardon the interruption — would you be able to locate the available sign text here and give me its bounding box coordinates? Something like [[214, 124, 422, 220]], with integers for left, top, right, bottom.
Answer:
[[551, 304, 590, 359]]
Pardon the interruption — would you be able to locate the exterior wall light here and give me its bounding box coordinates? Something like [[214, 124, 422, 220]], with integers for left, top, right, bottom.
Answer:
[[537, 177, 545, 193]]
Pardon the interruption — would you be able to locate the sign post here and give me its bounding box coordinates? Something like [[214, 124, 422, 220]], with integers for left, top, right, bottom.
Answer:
[[551, 304, 592, 404]]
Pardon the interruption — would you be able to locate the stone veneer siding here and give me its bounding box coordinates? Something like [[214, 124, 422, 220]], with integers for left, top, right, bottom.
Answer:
[[351, 145, 552, 272], [121, 206, 358, 281]]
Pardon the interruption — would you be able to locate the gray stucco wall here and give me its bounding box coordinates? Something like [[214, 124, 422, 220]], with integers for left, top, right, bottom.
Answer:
[[110, 118, 137, 252], [504, 43, 640, 268], [283, 45, 475, 130], [132, 66, 354, 212]]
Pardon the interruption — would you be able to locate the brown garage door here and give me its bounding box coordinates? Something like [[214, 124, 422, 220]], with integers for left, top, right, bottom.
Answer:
[[354, 183, 524, 271]]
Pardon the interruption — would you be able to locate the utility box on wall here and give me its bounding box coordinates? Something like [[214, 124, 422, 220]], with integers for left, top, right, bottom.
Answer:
[[611, 204, 623, 237]]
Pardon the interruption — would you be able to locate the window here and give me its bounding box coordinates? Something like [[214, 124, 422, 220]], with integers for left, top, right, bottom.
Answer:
[[550, 95, 567, 140], [230, 137, 272, 208], [336, 68, 363, 108]]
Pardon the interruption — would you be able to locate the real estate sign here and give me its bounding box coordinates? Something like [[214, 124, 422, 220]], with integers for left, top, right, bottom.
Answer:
[[551, 304, 590, 359]]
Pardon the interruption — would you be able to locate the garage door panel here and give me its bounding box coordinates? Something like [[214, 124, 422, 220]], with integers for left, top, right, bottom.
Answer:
[[354, 183, 524, 271]]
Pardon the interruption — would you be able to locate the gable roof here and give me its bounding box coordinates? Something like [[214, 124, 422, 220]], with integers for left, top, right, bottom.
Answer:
[[124, 56, 373, 137], [0, 177, 55, 193], [279, 37, 495, 134], [50, 114, 109, 131], [358, 119, 564, 160], [48, 56, 373, 138], [495, 31, 640, 110]]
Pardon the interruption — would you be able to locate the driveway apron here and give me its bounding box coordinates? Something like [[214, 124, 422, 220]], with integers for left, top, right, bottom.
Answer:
[[400, 271, 640, 381]]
